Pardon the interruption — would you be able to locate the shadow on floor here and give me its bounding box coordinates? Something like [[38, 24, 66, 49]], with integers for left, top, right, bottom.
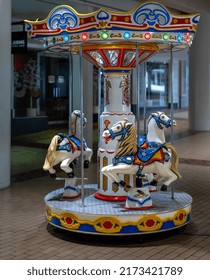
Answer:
[[47, 223, 191, 247]]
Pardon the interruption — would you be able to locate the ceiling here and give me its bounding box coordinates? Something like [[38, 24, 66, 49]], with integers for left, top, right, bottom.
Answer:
[[12, 0, 210, 22]]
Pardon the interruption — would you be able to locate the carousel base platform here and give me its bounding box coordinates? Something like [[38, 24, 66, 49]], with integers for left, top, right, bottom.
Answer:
[[45, 184, 192, 235]]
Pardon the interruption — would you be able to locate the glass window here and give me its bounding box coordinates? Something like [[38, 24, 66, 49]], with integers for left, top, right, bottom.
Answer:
[[146, 62, 168, 107]]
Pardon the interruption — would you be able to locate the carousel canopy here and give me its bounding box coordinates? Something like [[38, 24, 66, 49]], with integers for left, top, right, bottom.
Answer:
[[25, 2, 200, 69]]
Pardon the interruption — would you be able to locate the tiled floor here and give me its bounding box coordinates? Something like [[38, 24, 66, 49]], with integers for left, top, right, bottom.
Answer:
[[1, 111, 210, 260]]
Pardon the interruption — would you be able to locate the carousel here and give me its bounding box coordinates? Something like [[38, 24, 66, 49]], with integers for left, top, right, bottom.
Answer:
[[25, 2, 200, 235]]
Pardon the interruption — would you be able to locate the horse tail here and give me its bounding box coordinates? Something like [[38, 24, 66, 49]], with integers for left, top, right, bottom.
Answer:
[[165, 143, 182, 179], [43, 135, 60, 171]]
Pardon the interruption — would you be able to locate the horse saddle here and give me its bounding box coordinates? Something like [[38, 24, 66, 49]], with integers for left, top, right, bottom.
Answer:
[[139, 134, 149, 149], [134, 144, 165, 166], [56, 134, 84, 153], [139, 135, 166, 149], [112, 155, 135, 166], [112, 144, 165, 166]]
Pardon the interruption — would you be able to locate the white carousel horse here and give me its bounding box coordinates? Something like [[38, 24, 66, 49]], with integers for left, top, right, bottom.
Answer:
[[101, 116, 181, 192], [43, 110, 93, 178], [140, 111, 176, 147], [139, 111, 177, 189]]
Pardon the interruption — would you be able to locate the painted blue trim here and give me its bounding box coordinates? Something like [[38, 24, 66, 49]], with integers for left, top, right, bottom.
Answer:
[[126, 195, 152, 206], [96, 10, 110, 21], [133, 3, 170, 26], [103, 69, 131, 74], [64, 186, 77, 191], [48, 7, 78, 30], [50, 212, 191, 234], [112, 155, 135, 166]]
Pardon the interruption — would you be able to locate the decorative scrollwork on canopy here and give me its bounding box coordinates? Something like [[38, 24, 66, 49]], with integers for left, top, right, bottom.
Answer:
[[133, 3, 171, 26], [192, 14, 200, 24], [97, 10, 110, 21], [48, 7, 78, 30]]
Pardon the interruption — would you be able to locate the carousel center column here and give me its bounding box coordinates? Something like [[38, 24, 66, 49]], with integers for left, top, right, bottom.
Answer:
[[95, 69, 135, 201]]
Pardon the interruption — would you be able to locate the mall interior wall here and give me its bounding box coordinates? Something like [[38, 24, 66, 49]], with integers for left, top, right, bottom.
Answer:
[[189, 12, 210, 131]]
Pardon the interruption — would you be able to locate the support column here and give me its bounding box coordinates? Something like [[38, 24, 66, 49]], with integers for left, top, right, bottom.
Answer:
[[0, 0, 11, 189], [96, 71, 135, 201], [83, 59, 93, 149], [189, 13, 210, 131], [72, 54, 93, 148]]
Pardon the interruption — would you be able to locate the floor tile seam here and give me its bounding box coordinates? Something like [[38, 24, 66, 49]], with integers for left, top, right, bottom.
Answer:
[[181, 232, 210, 238], [179, 158, 210, 166]]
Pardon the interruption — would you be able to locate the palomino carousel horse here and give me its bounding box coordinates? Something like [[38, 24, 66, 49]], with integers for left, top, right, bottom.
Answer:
[[43, 110, 93, 178], [102, 113, 181, 192], [139, 111, 177, 189]]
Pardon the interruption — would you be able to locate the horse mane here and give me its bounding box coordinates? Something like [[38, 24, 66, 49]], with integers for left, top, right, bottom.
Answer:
[[115, 120, 137, 158], [43, 135, 60, 170], [146, 112, 163, 130], [71, 110, 79, 135], [146, 114, 153, 134]]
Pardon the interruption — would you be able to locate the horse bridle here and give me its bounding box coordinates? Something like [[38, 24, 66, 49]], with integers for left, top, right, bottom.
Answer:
[[108, 123, 129, 141], [73, 110, 87, 127], [151, 113, 171, 129]]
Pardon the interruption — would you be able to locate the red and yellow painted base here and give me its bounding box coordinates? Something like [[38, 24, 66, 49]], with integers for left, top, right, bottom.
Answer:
[[45, 185, 192, 235]]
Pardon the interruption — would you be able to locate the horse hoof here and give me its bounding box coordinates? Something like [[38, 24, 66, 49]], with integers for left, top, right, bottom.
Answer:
[[136, 177, 142, 188], [150, 179, 158, 186], [67, 172, 75, 178], [73, 159, 77, 165], [160, 185, 167, 191], [84, 160, 89, 169], [113, 181, 120, 187], [118, 180, 131, 191], [119, 180, 126, 187], [50, 173, 57, 179]]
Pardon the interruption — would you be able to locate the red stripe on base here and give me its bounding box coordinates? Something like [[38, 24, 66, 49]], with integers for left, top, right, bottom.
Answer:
[[149, 189, 157, 193], [94, 192, 127, 202]]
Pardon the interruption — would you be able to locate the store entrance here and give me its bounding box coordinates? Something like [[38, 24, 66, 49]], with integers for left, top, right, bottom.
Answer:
[[40, 54, 69, 123]]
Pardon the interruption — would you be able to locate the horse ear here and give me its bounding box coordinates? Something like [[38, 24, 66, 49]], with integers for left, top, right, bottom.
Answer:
[[125, 122, 133, 129], [151, 112, 157, 116], [73, 110, 81, 117]]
